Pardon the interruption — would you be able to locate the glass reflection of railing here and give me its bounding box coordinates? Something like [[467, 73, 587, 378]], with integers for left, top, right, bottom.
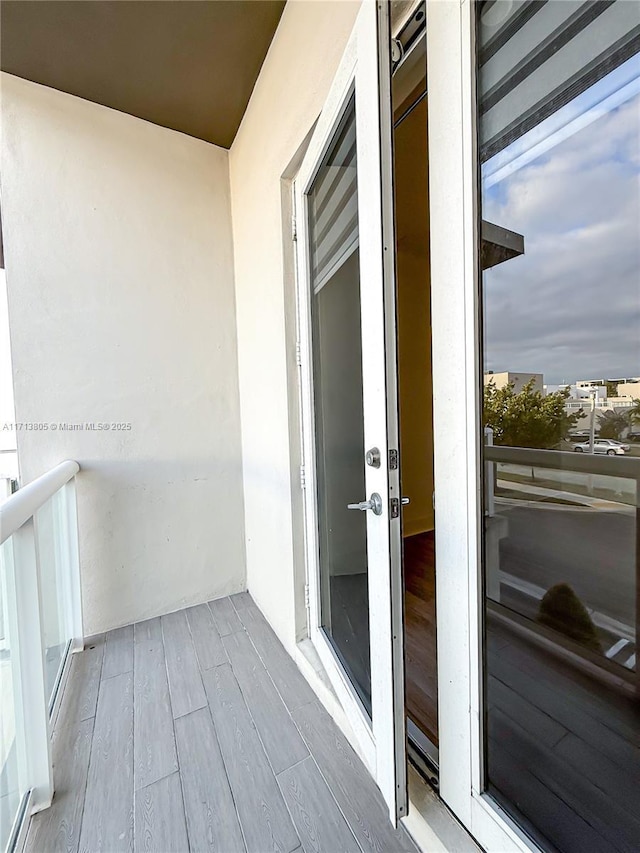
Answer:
[[565, 401, 635, 410], [484, 445, 639, 692], [0, 461, 82, 852]]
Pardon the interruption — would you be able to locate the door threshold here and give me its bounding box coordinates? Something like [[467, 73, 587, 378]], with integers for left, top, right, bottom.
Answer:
[[407, 718, 439, 790], [404, 765, 482, 853]]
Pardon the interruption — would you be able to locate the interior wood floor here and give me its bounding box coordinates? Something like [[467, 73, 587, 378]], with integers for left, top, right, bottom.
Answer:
[[403, 530, 438, 746], [25, 594, 419, 853]]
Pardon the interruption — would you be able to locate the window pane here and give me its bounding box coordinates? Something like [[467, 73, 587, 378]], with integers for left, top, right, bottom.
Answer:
[[478, 1, 640, 850], [308, 96, 371, 714]]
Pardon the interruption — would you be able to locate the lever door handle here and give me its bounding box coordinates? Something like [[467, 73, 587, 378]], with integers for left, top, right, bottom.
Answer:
[[347, 493, 383, 516]]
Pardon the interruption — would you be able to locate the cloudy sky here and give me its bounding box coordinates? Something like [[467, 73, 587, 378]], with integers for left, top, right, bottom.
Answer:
[[482, 66, 640, 385]]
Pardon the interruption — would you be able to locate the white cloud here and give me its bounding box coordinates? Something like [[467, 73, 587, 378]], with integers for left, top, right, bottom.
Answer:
[[482, 90, 640, 383]]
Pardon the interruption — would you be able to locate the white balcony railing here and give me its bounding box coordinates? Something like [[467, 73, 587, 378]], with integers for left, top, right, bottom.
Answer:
[[0, 461, 82, 853]]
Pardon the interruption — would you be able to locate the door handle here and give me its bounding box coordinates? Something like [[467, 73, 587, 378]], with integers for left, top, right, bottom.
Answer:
[[401, 496, 410, 505], [347, 493, 383, 516]]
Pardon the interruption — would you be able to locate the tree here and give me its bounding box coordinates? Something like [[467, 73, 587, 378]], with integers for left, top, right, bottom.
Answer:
[[483, 379, 580, 449], [597, 409, 630, 440], [629, 399, 640, 427]]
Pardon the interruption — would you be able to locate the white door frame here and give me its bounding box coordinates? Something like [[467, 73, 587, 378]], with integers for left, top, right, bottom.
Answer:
[[294, 0, 407, 824], [426, 2, 539, 850]]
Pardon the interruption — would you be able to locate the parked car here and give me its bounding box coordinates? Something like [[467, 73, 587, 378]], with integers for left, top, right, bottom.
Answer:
[[573, 438, 629, 455]]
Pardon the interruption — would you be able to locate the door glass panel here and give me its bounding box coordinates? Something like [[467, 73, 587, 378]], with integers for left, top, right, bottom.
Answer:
[[478, 2, 640, 851], [308, 95, 372, 714]]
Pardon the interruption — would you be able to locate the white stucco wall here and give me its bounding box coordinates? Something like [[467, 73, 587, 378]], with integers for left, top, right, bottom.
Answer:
[[229, 0, 360, 651], [0, 74, 246, 634]]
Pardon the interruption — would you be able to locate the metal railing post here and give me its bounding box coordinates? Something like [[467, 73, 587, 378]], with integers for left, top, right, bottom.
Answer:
[[484, 426, 495, 517], [63, 477, 84, 653]]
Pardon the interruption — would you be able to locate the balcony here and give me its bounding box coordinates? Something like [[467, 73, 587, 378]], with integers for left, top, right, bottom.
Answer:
[[1, 462, 418, 853]]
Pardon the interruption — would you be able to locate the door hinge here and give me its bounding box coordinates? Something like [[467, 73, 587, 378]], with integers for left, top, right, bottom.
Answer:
[[292, 215, 297, 242], [390, 497, 400, 519], [389, 449, 398, 470], [300, 464, 306, 489], [304, 583, 310, 610], [295, 342, 302, 366]]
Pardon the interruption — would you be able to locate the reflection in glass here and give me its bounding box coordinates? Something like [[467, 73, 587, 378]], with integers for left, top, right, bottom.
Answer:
[[478, 2, 640, 850], [308, 96, 371, 713]]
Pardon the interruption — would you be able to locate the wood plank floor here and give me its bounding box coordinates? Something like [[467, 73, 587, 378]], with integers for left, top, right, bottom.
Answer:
[[404, 531, 438, 746], [25, 594, 419, 853]]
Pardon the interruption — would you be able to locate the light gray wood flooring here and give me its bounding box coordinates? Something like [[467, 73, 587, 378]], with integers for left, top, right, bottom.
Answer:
[[25, 593, 419, 853]]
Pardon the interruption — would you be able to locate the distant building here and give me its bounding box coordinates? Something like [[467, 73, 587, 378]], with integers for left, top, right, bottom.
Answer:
[[545, 383, 606, 400], [539, 379, 638, 435], [575, 379, 605, 388], [575, 376, 640, 390], [564, 387, 636, 435], [484, 371, 543, 394], [616, 380, 640, 399]]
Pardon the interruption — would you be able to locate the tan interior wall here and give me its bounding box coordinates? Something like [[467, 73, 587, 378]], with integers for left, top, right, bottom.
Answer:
[[395, 96, 434, 537]]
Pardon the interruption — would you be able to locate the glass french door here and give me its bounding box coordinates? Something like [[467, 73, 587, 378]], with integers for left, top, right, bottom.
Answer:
[[294, 0, 407, 824], [427, 1, 640, 851]]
